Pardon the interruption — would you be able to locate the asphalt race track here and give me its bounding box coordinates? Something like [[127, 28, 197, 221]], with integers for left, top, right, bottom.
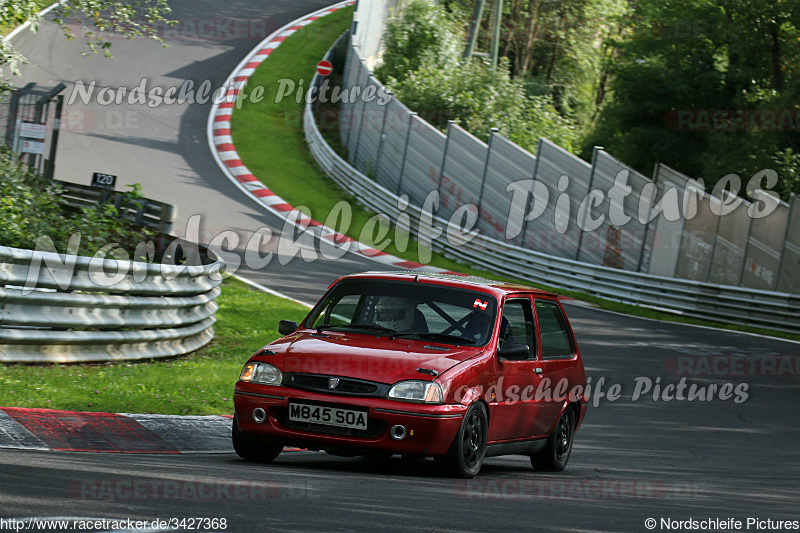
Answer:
[[4, 1, 800, 531], [10, 0, 380, 304]]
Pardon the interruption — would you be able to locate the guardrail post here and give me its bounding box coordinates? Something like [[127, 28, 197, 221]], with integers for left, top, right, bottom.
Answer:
[[395, 112, 417, 195], [160, 203, 177, 235], [636, 162, 659, 273], [476, 128, 497, 215], [518, 137, 544, 248], [576, 146, 602, 260], [340, 44, 358, 149], [737, 213, 755, 286], [704, 191, 724, 282], [773, 192, 796, 291], [373, 91, 392, 181], [436, 121, 454, 197], [350, 62, 371, 168]]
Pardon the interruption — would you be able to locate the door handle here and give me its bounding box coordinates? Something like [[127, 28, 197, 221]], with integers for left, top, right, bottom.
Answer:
[[533, 368, 543, 375]]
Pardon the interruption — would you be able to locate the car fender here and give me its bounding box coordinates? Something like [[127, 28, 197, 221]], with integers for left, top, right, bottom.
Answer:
[[546, 399, 581, 435], [458, 386, 483, 406]]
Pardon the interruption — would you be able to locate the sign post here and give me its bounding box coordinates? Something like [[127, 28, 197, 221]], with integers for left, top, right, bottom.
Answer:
[[91, 172, 118, 190], [316, 60, 333, 76]]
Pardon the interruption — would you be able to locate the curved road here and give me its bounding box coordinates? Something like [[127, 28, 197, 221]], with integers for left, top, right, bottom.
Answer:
[[12, 0, 378, 303], [4, 1, 800, 531]]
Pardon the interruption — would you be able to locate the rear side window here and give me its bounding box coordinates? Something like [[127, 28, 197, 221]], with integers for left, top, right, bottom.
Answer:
[[535, 300, 573, 359]]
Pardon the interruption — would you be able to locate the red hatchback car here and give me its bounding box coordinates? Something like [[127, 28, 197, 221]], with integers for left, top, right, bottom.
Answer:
[[233, 272, 587, 477]]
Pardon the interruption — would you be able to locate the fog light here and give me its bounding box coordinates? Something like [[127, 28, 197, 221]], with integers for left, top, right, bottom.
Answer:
[[390, 425, 406, 440], [252, 408, 267, 424]]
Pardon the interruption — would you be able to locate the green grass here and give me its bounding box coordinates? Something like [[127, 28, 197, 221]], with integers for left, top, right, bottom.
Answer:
[[231, 10, 799, 342], [0, 278, 310, 415], [232, 7, 441, 265]]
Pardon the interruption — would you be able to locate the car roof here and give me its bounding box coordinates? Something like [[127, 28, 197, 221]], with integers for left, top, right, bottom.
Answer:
[[335, 271, 560, 299]]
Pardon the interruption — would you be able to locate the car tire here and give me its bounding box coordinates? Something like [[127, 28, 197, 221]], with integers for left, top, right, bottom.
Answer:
[[531, 407, 574, 472], [232, 415, 282, 463], [442, 402, 488, 478]]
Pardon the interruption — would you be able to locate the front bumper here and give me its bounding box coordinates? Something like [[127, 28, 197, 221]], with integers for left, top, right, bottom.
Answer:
[[233, 383, 466, 457]]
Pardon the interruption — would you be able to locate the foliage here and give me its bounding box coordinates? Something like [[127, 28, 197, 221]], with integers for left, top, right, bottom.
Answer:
[[586, 0, 800, 199], [1, 0, 173, 76], [374, 0, 464, 84], [377, 1, 578, 153], [771, 148, 800, 201], [0, 148, 153, 255], [441, 0, 628, 131]]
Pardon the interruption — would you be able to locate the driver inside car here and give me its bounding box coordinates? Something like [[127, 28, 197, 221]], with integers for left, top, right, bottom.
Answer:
[[373, 296, 428, 333]]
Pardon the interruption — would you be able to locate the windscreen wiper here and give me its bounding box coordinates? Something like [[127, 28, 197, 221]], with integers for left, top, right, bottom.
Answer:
[[390, 332, 476, 345], [320, 324, 398, 336]]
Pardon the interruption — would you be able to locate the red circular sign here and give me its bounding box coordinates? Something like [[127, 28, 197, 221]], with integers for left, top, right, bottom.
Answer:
[[316, 60, 333, 76]]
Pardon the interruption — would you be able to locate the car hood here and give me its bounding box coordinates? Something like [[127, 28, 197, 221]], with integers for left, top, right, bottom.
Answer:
[[261, 331, 484, 384]]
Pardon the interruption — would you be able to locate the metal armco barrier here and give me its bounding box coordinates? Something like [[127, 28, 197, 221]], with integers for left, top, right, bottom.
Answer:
[[0, 246, 222, 363], [305, 98, 800, 334], [0, 185, 220, 363], [338, 1, 799, 295]]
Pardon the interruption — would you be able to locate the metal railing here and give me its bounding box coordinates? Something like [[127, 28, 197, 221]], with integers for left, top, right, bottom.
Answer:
[[305, 68, 800, 333], [0, 187, 221, 363], [0, 245, 222, 363], [54, 180, 177, 235], [339, 1, 799, 295]]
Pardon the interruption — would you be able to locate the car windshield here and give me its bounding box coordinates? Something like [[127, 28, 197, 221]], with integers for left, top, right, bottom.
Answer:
[[305, 279, 498, 346]]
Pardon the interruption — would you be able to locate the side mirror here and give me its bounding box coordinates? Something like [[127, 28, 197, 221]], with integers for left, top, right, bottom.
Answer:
[[278, 320, 299, 336], [498, 343, 530, 361]]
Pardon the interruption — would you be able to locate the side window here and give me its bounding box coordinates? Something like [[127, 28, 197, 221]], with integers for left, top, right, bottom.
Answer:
[[535, 300, 573, 359], [500, 299, 535, 359], [312, 294, 361, 327]]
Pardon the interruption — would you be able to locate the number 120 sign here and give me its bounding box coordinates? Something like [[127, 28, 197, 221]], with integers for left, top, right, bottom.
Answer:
[[91, 172, 117, 189]]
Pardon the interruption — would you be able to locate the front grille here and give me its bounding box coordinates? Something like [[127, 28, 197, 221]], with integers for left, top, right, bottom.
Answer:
[[274, 405, 386, 438], [286, 373, 387, 397]]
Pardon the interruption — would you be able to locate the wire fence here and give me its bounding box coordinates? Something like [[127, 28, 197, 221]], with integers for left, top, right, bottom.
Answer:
[[337, 0, 799, 294]]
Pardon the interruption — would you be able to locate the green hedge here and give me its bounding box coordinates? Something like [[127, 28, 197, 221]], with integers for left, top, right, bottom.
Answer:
[[0, 147, 152, 256]]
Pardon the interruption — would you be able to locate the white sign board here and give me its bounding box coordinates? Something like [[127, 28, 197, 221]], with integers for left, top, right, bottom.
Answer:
[[21, 139, 45, 155], [20, 122, 47, 140]]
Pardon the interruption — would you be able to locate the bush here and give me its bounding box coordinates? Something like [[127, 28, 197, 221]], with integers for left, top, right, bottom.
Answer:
[[374, 0, 463, 85], [0, 148, 153, 255], [375, 1, 578, 154]]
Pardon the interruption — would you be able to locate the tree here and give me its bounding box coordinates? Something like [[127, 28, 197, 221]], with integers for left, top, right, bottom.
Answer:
[[444, 0, 626, 130], [584, 0, 728, 176], [585, 0, 800, 199], [374, 0, 463, 85], [377, 0, 578, 154], [2, 0, 173, 77]]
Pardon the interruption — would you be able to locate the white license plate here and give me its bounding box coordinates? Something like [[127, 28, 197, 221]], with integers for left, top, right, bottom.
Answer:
[[288, 402, 368, 430]]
